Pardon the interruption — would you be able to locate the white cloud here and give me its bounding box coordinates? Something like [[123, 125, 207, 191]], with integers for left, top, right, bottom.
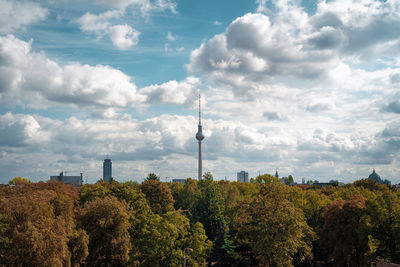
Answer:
[[0, 0, 48, 34], [139, 76, 200, 105], [189, 0, 400, 85], [76, 11, 140, 49], [0, 108, 399, 183], [0, 35, 203, 108], [0, 113, 49, 147], [0, 35, 142, 108], [108, 24, 140, 49], [76, 10, 123, 34]]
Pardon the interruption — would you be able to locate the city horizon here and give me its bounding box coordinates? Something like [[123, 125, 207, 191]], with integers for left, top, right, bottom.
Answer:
[[1, 0, 400, 184]]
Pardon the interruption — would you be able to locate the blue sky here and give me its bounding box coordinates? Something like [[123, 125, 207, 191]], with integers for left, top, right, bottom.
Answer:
[[1, 0, 400, 184]]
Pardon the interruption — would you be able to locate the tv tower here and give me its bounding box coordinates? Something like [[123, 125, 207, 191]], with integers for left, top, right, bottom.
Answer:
[[195, 94, 205, 180]]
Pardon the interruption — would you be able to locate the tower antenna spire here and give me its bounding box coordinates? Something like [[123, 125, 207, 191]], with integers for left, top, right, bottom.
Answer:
[[195, 93, 205, 180], [199, 93, 201, 125]]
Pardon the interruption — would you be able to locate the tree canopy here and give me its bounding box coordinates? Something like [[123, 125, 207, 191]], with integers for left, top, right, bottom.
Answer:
[[1, 175, 400, 266]]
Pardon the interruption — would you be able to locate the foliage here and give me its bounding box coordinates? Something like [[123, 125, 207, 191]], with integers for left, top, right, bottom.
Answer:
[[210, 218, 236, 266], [2, 178, 400, 266], [79, 182, 111, 204], [0, 181, 82, 266], [79, 196, 131, 266], [145, 172, 160, 181], [139, 179, 175, 214], [203, 171, 214, 181], [319, 195, 376, 267], [129, 209, 211, 266], [253, 173, 280, 184], [8, 176, 31, 185], [191, 177, 225, 241], [233, 183, 314, 267], [68, 228, 89, 265], [365, 189, 400, 262], [172, 178, 199, 213]]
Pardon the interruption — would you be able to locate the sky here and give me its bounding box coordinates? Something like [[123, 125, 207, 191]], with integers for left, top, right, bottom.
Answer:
[[1, 0, 400, 184]]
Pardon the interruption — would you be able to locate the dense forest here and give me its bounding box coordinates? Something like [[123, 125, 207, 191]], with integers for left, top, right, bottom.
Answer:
[[1, 173, 400, 266]]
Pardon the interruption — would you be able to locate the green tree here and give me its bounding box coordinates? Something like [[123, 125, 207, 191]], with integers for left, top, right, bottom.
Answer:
[[233, 183, 314, 266], [231, 181, 259, 201], [254, 173, 280, 184], [218, 180, 239, 209], [287, 175, 294, 184], [191, 178, 225, 241], [365, 189, 400, 262], [203, 171, 213, 181], [79, 182, 111, 204], [145, 173, 160, 181], [129, 210, 211, 266], [210, 218, 235, 266], [173, 178, 199, 213], [139, 179, 175, 214], [8, 176, 31, 185], [79, 196, 131, 266]]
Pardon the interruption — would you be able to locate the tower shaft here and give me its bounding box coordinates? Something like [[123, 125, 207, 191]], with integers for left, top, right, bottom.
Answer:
[[198, 140, 202, 181]]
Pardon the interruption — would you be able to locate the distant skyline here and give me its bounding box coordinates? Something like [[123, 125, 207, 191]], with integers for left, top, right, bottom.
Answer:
[[0, 0, 400, 184]]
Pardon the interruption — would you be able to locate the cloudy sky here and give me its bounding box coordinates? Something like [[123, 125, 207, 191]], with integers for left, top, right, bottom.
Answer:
[[1, 0, 400, 184]]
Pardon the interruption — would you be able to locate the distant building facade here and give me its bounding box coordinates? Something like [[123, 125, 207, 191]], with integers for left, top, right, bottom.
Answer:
[[172, 179, 186, 184], [50, 172, 83, 186], [103, 159, 112, 182], [237, 171, 249, 182]]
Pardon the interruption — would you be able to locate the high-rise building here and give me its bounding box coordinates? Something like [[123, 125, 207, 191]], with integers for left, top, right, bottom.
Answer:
[[237, 171, 249, 182], [103, 158, 112, 182], [195, 94, 205, 181]]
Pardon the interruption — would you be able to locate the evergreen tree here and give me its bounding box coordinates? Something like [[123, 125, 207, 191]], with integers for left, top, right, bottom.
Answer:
[[210, 218, 235, 266]]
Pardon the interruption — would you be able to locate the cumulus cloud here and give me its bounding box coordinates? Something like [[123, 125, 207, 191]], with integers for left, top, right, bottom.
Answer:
[[0, 0, 48, 34], [0, 113, 49, 147], [188, 0, 400, 95], [139, 76, 200, 105], [0, 111, 290, 182], [0, 35, 203, 108], [1, 109, 399, 183], [108, 24, 140, 49], [0, 35, 141, 108], [76, 11, 140, 49], [76, 10, 123, 34], [188, 12, 339, 81], [297, 124, 400, 166]]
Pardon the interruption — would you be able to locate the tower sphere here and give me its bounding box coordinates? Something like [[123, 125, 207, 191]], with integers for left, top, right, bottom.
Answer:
[[196, 127, 204, 141]]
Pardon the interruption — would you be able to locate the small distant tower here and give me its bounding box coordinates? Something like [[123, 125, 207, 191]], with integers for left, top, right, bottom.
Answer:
[[275, 168, 279, 178], [103, 158, 112, 182], [195, 94, 205, 181]]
